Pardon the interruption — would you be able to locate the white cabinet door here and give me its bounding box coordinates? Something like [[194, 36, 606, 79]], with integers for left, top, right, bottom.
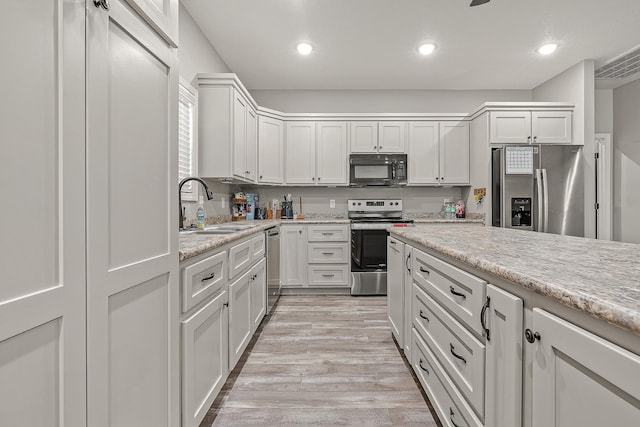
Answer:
[[285, 122, 316, 184], [228, 271, 252, 369], [246, 107, 258, 181], [387, 237, 404, 348], [0, 1, 86, 425], [403, 246, 413, 359], [86, 2, 179, 425], [531, 111, 572, 144], [317, 122, 348, 185], [181, 290, 228, 427], [233, 90, 248, 179], [378, 122, 406, 153], [531, 309, 640, 427], [349, 121, 378, 153], [123, 0, 178, 47], [490, 111, 532, 144], [250, 259, 267, 333], [439, 121, 470, 185], [408, 122, 439, 185], [258, 116, 284, 184], [280, 226, 307, 287], [485, 285, 523, 427]]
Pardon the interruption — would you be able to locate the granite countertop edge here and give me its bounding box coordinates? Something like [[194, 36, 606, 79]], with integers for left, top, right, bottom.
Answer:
[[389, 227, 640, 336]]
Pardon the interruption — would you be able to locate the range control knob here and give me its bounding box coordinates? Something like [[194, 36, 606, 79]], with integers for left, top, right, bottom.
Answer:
[[358, 202, 362, 206], [395, 202, 399, 206], [352, 202, 356, 206]]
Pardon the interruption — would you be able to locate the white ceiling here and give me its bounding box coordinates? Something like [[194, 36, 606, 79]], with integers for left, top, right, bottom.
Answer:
[[182, 0, 640, 90]]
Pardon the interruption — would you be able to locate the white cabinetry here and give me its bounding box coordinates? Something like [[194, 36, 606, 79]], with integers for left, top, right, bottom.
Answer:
[[258, 115, 284, 184], [228, 269, 252, 369], [86, 1, 179, 425], [123, 0, 178, 47], [489, 110, 572, 144], [250, 259, 267, 333], [408, 121, 469, 185], [285, 121, 348, 185], [0, 1, 86, 424], [349, 121, 406, 153], [531, 309, 640, 427], [197, 81, 257, 182], [181, 290, 228, 427], [281, 226, 307, 288], [387, 237, 405, 348]]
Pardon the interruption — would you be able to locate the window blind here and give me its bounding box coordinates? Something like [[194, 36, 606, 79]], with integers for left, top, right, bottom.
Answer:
[[178, 82, 197, 201]]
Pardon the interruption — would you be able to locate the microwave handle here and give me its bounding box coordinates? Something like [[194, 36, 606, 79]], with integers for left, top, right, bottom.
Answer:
[[391, 163, 396, 180]]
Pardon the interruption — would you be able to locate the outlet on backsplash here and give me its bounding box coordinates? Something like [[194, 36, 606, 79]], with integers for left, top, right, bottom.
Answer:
[[221, 197, 225, 209], [330, 199, 335, 208]]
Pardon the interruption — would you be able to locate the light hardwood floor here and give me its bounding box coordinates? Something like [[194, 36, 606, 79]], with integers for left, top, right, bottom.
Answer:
[[200, 295, 442, 426]]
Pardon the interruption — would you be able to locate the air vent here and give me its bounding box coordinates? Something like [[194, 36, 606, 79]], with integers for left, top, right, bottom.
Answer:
[[595, 46, 640, 79]]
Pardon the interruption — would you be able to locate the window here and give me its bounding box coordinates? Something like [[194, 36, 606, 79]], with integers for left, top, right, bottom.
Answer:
[[178, 79, 198, 201]]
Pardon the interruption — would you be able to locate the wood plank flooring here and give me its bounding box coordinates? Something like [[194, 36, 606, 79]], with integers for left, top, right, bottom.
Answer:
[[200, 295, 442, 426]]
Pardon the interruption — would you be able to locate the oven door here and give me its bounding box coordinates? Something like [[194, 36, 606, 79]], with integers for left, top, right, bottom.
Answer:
[[351, 229, 388, 271]]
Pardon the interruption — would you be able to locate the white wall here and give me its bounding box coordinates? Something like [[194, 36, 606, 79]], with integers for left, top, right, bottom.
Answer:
[[532, 60, 596, 238], [178, 3, 230, 84], [612, 78, 640, 243], [250, 90, 531, 113], [595, 89, 614, 134], [243, 186, 463, 216]]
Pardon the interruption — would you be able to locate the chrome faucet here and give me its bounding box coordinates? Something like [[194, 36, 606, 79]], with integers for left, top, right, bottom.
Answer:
[[179, 177, 214, 230]]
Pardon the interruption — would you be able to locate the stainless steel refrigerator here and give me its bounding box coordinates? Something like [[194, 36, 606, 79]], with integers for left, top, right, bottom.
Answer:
[[491, 145, 584, 237]]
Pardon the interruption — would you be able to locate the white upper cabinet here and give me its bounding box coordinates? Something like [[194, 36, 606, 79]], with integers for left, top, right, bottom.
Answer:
[[285, 122, 316, 184], [349, 122, 378, 153], [408, 121, 469, 185], [285, 121, 348, 185], [258, 115, 284, 184], [316, 122, 348, 184], [123, 0, 178, 46], [197, 82, 257, 182], [349, 121, 406, 153], [490, 110, 572, 144]]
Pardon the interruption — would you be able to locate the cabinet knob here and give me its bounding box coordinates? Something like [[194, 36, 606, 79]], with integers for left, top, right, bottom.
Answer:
[[440, 177, 444, 181], [527, 136, 532, 143], [312, 177, 315, 181], [259, 175, 263, 179], [93, 0, 110, 10], [533, 136, 537, 143], [524, 328, 541, 343], [379, 146, 382, 150], [435, 177, 439, 180], [317, 177, 321, 181]]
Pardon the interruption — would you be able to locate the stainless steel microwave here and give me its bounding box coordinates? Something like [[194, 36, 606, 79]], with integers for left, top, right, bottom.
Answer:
[[349, 154, 407, 187]]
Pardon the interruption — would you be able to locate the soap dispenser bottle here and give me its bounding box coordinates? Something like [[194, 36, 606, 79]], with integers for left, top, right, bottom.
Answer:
[[196, 196, 206, 229]]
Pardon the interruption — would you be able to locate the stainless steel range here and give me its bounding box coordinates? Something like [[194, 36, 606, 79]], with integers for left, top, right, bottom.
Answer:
[[349, 199, 413, 296]]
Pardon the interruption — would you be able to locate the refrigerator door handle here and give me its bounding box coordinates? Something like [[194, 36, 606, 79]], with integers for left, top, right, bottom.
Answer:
[[542, 168, 549, 233], [535, 169, 543, 232]]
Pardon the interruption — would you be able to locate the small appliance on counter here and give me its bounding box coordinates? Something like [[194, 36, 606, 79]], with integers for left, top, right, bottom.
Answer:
[[281, 194, 294, 219]]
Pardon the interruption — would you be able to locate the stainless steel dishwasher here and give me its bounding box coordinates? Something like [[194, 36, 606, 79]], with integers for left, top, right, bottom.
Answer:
[[265, 225, 280, 314]]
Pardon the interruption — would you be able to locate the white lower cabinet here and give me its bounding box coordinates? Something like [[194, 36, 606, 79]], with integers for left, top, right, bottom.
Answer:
[[531, 309, 640, 427], [250, 259, 267, 333], [281, 225, 307, 288], [387, 236, 405, 348], [228, 269, 253, 369], [181, 290, 228, 427]]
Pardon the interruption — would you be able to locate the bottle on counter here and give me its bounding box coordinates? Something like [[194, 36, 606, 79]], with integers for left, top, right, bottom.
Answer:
[[455, 198, 466, 218], [196, 196, 205, 228]]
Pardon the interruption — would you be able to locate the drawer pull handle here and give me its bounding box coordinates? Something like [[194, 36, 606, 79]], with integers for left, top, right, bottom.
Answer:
[[419, 310, 429, 322], [321, 274, 335, 278], [322, 232, 334, 236], [449, 286, 466, 299], [322, 252, 334, 255], [449, 343, 467, 364], [405, 253, 411, 273], [419, 266, 430, 274], [481, 296, 491, 342], [419, 359, 429, 374], [201, 272, 215, 281], [449, 408, 462, 427]]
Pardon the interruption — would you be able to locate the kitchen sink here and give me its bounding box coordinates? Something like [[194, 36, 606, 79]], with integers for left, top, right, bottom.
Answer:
[[179, 223, 258, 235]]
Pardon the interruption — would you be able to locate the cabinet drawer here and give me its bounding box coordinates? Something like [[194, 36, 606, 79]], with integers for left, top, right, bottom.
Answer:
[[182, 251, 227, 313], [307, 243, 349, 263], [229, 239, 252, 279], [250, 233, 265, 260], [307, 265, 350, 287], [413, 283, 485, 418], [413, 248, 486, 336], [307, 224, 349, 242], [412, 329, 483, 427]]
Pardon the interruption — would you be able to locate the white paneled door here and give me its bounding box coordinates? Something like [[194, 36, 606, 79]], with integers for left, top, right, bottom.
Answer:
[[0, 1, 86, 425], [86, 1, 179, 426]]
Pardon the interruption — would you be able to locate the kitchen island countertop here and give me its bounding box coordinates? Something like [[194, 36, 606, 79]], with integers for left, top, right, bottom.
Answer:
[[388, 225, 640, 335]]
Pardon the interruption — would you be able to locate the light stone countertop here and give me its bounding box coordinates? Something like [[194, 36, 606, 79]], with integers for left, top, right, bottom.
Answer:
[[388, 225, 640, 335]]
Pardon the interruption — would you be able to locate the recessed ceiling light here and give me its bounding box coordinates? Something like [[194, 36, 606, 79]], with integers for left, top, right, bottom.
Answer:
[[296, 42, 313, 55], [537, 43, 558, 55], [418, 43, 436, 55]]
